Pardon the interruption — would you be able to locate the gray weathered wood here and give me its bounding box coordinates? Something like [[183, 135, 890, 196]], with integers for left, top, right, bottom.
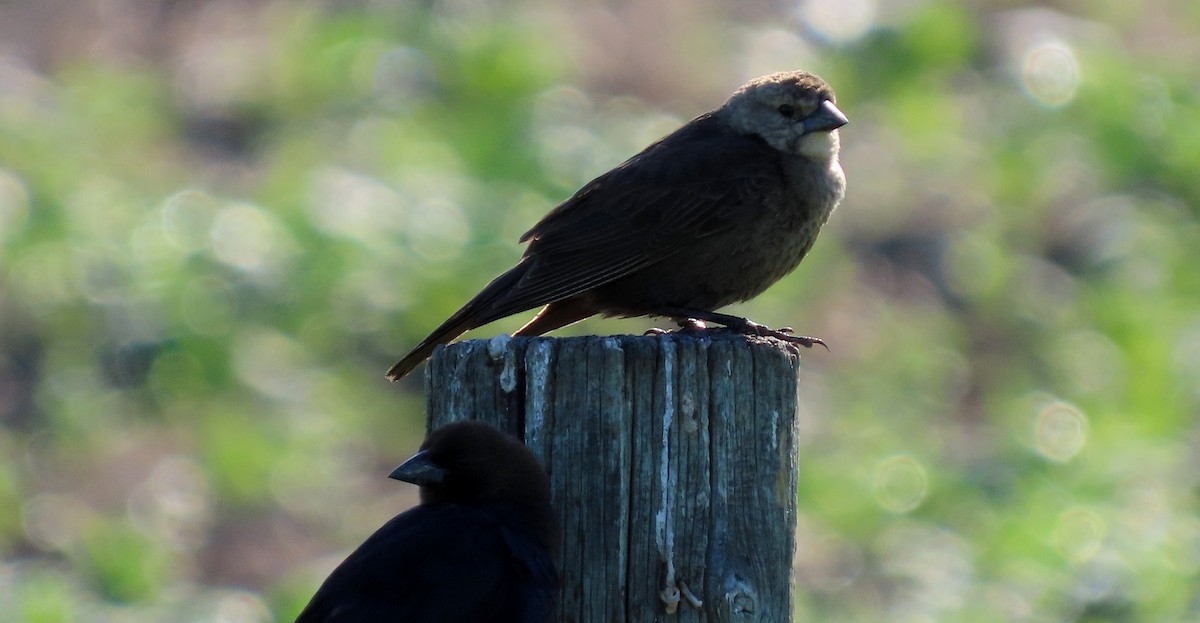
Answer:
[[425, 332, 801, 623]]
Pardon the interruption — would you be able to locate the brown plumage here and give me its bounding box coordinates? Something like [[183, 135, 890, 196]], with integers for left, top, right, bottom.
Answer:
[[387, 70, 847, 380]]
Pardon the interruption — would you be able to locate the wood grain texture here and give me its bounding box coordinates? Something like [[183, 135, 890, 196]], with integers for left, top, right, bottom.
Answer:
[[425, 332, 801, 622]]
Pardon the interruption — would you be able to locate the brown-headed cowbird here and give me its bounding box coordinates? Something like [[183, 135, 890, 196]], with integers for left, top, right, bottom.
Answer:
[[295, 421, 557, 622], [387, 70, 847, 380]]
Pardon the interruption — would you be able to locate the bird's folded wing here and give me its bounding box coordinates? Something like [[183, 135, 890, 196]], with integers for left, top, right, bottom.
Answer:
[[498, 130, 783, 310]]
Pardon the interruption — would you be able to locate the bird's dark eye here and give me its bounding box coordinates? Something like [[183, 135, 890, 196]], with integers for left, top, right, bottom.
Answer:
[[777, 104, 796, 117]]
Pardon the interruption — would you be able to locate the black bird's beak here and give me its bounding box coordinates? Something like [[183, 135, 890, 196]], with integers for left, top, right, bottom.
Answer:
[[803, 100, 848, 134], [390, 450, 446, 486]]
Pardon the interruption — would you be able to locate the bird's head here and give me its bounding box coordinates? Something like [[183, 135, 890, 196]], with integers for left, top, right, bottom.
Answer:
[[390, 420, 550, 508], [723, 70, 847, 162]]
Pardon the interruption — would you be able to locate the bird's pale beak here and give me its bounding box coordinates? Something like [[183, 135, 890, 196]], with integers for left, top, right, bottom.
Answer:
[[803, 100, 848, 133], [390, 450, 446, 485]]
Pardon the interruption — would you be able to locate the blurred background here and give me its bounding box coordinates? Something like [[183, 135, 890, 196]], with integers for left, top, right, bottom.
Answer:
[[1, 0, 1198, 621]]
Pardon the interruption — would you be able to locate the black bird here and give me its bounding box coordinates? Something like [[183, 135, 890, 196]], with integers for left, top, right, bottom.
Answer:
[[295, 421, 557, 622], [387, 70, 847, 380]]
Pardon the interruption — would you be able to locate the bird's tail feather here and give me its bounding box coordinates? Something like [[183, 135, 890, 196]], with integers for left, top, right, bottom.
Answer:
[[386, 263, 533, 381], [384, 316, 475, 381]]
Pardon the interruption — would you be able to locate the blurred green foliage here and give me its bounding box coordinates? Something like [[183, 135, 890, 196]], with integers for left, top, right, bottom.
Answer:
[[1, 0, 1198, 621]]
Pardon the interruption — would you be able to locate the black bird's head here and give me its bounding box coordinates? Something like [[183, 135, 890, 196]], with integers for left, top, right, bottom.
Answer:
[[722, 70, 847, 162], [390, 421, 551, 509]]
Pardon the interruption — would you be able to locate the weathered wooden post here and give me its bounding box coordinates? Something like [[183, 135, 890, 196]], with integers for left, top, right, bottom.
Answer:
[[425, 332, 801, 623]]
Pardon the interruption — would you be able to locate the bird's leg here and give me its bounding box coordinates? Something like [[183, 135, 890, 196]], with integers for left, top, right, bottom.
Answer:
[[654, 307, 828, 349]]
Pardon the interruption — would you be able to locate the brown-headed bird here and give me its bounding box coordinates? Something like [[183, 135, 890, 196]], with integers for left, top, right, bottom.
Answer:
[[387, 70, 847, 380], [295, 421, 557, 622]]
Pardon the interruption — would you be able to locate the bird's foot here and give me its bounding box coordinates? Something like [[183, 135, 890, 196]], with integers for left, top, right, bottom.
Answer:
[[729, 318, 827, 350], [650, 307, 828, 349], [644, 318, 708, 337]]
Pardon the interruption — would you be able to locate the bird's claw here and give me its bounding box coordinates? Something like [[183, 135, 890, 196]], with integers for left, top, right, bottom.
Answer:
[[734, 320, 827, 350], [772, 332, 828, 350]]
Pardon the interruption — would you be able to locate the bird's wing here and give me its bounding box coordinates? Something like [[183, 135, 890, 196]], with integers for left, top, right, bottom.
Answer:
[[496, 123, 783, 311], [294, 505, 543, 622]]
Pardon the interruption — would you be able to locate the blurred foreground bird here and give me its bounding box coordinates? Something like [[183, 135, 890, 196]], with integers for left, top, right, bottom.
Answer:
[[388, 70, 847, 380], [295, 421, 557, 622]]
